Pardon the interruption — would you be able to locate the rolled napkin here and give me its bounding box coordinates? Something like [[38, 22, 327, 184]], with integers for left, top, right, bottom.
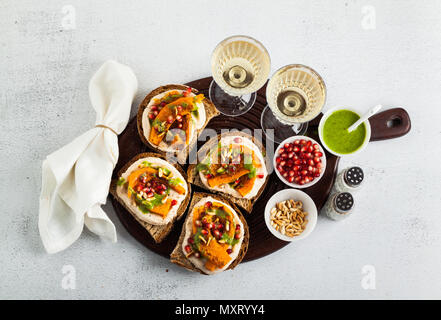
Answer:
[[39, 60, 138, 253]]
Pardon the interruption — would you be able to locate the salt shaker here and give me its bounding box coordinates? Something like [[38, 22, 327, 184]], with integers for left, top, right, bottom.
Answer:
[[324, 192, 354, 221], [333, 166, 364, 193]]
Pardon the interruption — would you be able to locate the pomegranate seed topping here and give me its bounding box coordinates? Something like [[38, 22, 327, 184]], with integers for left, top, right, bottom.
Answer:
[[293, 165, 301, 171], [277, 166, 284, 173], [315, 172, 321, 177], [214, 230, 220, 238], [278, 148, 284, 154], [234, 233, 241, 239], [160, 102, 166, 107], [195, 220, 202, 227], [184, 245, 191, 253], [280, 161, 286, 167], [304, 177, 310, 183], [314, 157, 321, 163], [147, 191, 154, 198], [301, 170, 308, 176], [308, 159, 315, 166], [288, 152, 294, 158], [306, 140, 312, 147], [153, 110, 158, 116], [176, 115, 182, 122], [188, 238, 194, 244], [167, 115, 174, 124], [294, 159, 302, 165], [171, 199, 178, 206], [236, 224, 241, 230], [308, 146, 314, 153], [257, 173, 265, 179], [289, 170, 295, 177], [313, 144, 320, 150], [205, 201, 212, 208], [314, 151, 323, 157], [151, 105, 158, 111], [293, 146, 300, 152], [205, 174, 213, 179], [294, 140, 301, 145], [201, 229, 208, 235], [308, 166, 314, 172], [148, 113, 155, 119], [283, 172, 289, 178], [284, 143, 290, 149], [316, 162, 323, 169], [177, 105, 183, 112], [159, 190, 165, 195], [288, 176, 295, 183], [300, 146, 308, 153], [300, 139, 306, 145], [227, 248, 233, 254], [276, 156, 282, 163], [234, 137, 242, 143], [299, 179, 305, 185]]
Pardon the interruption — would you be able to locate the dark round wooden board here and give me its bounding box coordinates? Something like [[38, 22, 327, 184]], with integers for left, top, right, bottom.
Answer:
[[111, 77, 411, 262]]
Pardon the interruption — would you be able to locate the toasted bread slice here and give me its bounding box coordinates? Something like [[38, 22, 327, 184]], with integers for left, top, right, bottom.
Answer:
[[170, 192, 249, 274], [137, 84, 220, 164], [109, 152, 191, 243], [187, 131, 269, 213]]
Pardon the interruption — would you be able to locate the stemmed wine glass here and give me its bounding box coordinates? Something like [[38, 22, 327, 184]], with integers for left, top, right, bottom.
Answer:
[[210, 35, 271, 117], [261, 64, 326, 143]]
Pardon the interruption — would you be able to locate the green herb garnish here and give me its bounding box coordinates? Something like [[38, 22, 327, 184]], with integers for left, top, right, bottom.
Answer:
[[168, 177, 183, 186], [117, 177, 126, 186]]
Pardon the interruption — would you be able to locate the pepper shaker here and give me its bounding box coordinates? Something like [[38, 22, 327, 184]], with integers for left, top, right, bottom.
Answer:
[[333, 166, 364, 193], [324, 192, 354, 221]]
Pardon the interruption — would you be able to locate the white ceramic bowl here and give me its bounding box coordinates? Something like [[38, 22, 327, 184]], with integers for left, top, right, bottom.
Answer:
[[318, 106, 371, 157], [264, 189, 318, 242], [273, 136, 327, 189]]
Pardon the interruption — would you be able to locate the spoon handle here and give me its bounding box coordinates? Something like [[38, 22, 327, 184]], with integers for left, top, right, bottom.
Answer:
[[369, 107, 411, 141], [348, 104, 382, 132]]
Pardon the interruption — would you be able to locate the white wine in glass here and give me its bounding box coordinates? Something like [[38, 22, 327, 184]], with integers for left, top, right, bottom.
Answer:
[[210, 35, 271, 116], [261, 64, 326, 143]]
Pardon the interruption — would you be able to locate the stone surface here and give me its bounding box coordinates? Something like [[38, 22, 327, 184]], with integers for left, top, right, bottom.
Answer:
[[1, 0, 440, 299]]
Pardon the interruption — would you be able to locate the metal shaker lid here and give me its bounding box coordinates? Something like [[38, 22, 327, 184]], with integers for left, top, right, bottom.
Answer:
[[344, 167, 364, 187], [334, 192, 354, 213]]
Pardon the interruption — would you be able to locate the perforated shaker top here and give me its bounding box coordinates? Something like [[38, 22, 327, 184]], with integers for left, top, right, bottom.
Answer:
[[344, 167, 364, 187], [334, 192, 354, 213]]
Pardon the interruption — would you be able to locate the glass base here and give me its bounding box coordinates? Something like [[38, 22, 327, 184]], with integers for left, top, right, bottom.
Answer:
[[209, 80, 256, 116], [261, 105, 308, 143]]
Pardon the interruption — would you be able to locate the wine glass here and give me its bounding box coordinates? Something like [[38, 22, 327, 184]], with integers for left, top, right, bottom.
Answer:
[[261, 64, 326, 143], [209, 35, 271, 117]]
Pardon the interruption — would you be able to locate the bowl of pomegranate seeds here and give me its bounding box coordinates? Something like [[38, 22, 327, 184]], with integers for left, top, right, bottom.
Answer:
[[273, 136, 327, 188]]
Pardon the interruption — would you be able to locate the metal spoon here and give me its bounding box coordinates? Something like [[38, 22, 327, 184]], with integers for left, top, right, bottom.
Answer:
[[347, 104, 382, 133]]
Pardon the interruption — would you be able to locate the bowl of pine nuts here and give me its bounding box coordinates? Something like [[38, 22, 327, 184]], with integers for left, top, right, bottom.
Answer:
[[264, 189, 317, 242]]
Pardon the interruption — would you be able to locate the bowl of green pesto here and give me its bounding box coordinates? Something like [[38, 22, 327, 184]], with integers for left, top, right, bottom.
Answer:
[[318, 107, 371, 157]]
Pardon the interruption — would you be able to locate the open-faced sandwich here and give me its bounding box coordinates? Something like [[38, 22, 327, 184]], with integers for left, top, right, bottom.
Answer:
[[137, 84, 219, 162], [187, 132, 269, 213], [110, 152, 191, 243], [170, 192, 249, 275]]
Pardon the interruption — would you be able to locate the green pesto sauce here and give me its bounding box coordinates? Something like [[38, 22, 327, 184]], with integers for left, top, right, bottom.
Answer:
[[323, 110, 367, 154]]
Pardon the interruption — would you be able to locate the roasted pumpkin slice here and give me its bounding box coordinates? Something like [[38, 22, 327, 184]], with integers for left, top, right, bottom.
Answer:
[[149, 95, 204, 146], [207, 167, 250, 188], [200, 239, 232, 270], [236, 176, 256, 197], [149, 198, 173, 218], [127, 167, 157, 197]]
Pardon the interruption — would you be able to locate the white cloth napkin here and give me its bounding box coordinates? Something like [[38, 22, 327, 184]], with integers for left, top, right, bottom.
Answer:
[[39, 60, 138, 254]]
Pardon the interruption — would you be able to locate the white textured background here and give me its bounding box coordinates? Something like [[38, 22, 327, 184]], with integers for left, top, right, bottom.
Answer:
[[1, 0, 441, 299]]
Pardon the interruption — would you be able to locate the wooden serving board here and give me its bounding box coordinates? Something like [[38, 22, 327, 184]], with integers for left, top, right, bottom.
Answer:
[[110, 77, 411, 262]]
